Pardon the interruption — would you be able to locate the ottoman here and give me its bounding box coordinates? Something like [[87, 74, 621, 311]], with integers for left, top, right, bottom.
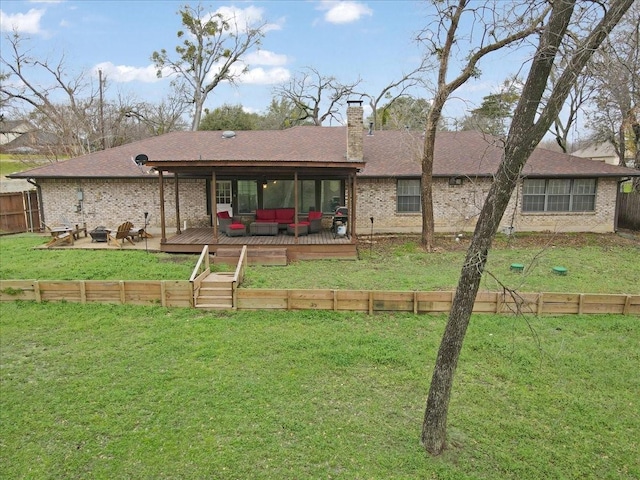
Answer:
[[226, 223, 246, 237], [287, 222, 309, 236]]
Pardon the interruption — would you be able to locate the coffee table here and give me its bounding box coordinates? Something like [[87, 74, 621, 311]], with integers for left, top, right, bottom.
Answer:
[[250, 222, 278, 236]]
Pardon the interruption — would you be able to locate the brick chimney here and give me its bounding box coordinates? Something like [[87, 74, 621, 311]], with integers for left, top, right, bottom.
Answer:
[[346, 100, 364, 161]]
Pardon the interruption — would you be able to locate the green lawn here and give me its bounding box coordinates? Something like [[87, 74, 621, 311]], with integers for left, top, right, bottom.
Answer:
[[1, 302, 638, 478], [2, 233, 639, 294], [1, 233, 639, 477]]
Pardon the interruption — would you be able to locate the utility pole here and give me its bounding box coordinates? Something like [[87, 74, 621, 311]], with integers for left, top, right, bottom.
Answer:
[[99, 69, 105, 150]]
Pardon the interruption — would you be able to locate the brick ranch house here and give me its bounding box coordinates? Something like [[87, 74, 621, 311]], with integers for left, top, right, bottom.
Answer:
[[11, 103, 640, 251]]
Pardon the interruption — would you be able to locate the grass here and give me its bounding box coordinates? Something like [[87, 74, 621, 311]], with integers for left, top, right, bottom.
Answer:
[[0, 156, 46, 176], [1, 233, 639, 294], [0, 234, 197, 280], [1, 302, 638, 478], [246, 235, 640, 294]]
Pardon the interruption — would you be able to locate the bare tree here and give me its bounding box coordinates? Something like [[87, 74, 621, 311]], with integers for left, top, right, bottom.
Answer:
[[0, 31, 175, 156], [1, 31, 103, 156], [151, 3, 266, 131], [360, 60, 429, 131], [421, 0, 633, 456], [273, 67, 361, 126], [584, 3, 640, 168], [416, 0, 550, 251]]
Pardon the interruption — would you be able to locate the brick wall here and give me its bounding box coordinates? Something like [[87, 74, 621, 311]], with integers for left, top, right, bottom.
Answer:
[[37, 175, 619, 235], [356, 177, 618, 234], [38, 177, 210, 231]]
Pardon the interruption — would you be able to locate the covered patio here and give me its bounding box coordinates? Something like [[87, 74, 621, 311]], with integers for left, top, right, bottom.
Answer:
[[147, 155, 364, 260]]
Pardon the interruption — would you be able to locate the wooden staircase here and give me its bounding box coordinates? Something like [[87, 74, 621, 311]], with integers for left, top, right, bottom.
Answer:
[[194, 272, 235, 310], [213, 247, 288, 266]]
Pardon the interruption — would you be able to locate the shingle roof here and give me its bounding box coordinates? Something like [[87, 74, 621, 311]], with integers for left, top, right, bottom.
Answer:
[[360, 130, 639, 178], [9, 128, 639, 180]]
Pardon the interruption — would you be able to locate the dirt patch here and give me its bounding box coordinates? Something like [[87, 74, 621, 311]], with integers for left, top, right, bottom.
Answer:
[[358, 231, 640, 254]]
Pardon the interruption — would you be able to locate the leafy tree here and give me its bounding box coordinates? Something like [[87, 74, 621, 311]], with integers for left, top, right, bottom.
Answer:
[[199, 104, 259, 130], [459, 81, 520, 136], [415, 0, 550, 251], [151, 3, 266, 131], [370, 96, 432, 131], [256, 97, 310, 129], [421, 0, 633, 456]]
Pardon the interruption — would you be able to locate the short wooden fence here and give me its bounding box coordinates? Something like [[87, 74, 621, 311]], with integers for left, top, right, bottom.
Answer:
[[0, 279, 193, 308], [2, 279, 638, 315], [236, 290, 639, 315]]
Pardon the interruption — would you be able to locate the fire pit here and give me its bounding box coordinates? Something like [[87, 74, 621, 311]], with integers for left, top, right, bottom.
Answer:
[[90, 226, 108, 242]]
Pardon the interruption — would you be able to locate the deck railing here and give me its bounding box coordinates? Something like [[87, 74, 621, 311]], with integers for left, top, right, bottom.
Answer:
[[189, 245, 210, 303]]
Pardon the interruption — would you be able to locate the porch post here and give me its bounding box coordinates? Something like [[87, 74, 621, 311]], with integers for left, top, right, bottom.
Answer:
[[175, 173, 181, 234], [294, 171, 299, 242], [351, 172, 357, 240], [158, 170, 166, 243], [212, 171, 218, 241]]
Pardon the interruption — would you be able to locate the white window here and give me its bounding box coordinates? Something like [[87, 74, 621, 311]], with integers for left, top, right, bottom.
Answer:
[[397, 179, 421, 213], [522, 179, 596, 212]]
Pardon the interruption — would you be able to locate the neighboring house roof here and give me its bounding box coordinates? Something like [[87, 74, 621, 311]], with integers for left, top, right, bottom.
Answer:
[[0, 120, 33, 145], [2, 130, 60, 154], [571, 141, 620, 165], [9, 128, 640, 180]]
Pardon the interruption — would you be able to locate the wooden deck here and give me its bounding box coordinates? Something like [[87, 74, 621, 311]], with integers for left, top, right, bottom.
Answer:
[[162, 227, 358, 261]]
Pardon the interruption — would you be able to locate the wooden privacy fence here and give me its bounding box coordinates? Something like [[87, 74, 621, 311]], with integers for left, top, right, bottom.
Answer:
[[2, 279, 638, 315], [618, 192, 640, 230], [0, 190, 40, 234]]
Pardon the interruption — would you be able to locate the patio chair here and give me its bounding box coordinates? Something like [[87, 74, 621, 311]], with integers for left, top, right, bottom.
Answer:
[[45, 229, 74, 248], [61, 217, 87, 239], [216, 211, 234, 234], [303, 211, 323, 233], [107, 221, 136, 248]]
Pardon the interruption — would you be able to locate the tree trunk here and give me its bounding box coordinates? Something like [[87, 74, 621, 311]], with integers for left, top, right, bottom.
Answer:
[[421, 152, 523, 454], [421, 103, 444, 251], [421, 0, 633, 456]]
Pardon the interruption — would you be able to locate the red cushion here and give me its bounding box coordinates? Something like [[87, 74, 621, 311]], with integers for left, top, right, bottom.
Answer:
[[256, 209, 276, 221], [229, 223, 245, 230], [217, 211, 231, 219], [299, 221, 310, 226], [308, 211, 323, 220], [275, 208, 295, 222]]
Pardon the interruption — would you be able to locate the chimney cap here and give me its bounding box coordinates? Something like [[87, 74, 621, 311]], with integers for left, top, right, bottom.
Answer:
[[347, 100, 363, 106]]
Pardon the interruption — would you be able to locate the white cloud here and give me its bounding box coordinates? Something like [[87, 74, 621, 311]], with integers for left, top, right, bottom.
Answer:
[[93, 62, 167, 84], [317, 1, 373, 24], [238, 67, 290, 85], [212, 5, 281, 34], [244, 50, 288, 66], [0, 8, 45, 34]]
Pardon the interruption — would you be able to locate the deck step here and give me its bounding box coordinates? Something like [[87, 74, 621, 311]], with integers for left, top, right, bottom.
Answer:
[[195, 303, 233, 310], [213, 247, 288, 266], [195, 271, 235, 309]]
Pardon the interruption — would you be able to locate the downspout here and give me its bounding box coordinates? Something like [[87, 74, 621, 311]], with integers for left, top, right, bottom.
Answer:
[[26, 179, 44, 231], [614, 177, 631, 232]]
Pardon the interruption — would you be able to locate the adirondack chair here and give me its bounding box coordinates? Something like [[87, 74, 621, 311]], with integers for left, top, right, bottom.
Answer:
[[107, 221, 135, 247], [45, 229, 74, 248]]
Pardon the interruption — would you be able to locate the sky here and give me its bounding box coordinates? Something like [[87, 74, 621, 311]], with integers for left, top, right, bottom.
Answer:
[[0, 0, 529, 126]]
